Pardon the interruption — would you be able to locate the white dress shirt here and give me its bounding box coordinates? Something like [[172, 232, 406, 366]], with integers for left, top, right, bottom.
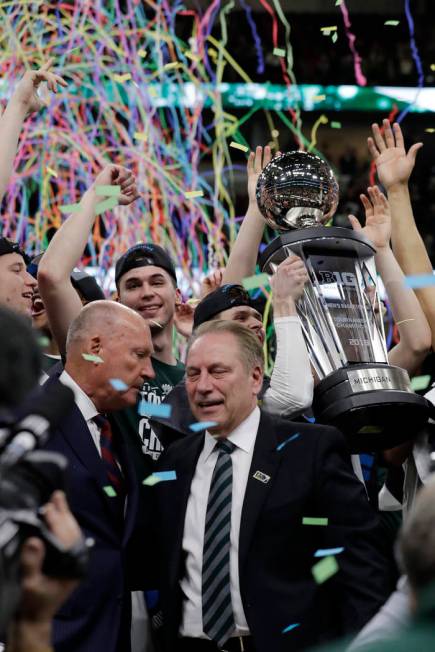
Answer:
[[59, 370, 101, 454], [179, 406, 261, 638]]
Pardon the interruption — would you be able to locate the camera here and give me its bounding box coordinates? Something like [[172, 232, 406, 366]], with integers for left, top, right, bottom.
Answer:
[[0, 381, 92, 635]]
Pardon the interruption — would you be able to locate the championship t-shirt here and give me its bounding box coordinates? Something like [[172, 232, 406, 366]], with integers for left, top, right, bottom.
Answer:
[[111, 356, 185, 476]]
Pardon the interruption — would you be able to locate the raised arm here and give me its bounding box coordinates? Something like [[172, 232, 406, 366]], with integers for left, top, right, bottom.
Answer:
[[369, 120, 435, 349], [0, 59, 67, 202], [37, 165, 139, 354], [262, 255, 314, 415], [222, 146, 271, 285], [348, 186, 431, 375]]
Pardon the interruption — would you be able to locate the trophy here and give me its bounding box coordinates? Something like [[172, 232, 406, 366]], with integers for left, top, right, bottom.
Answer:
[[257, 151, 432, 452]]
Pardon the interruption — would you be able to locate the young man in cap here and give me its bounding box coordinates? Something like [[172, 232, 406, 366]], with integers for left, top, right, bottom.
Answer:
[[0, 238, 36, 317]]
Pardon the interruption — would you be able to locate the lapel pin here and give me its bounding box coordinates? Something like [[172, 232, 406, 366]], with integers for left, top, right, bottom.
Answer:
[[253, 470, 270, 484]]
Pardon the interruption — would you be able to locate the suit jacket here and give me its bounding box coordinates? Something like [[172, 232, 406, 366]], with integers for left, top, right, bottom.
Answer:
[[150, 410, 391, 652], [43, 393, 139, 652]]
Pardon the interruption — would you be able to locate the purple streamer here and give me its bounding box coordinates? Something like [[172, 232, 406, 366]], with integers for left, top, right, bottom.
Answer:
[[239, 0, 265, 75], [397, 0, 424, 123]]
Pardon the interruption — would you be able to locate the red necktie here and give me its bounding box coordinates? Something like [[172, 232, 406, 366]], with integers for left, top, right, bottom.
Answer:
[[93, 415, 126, 498]]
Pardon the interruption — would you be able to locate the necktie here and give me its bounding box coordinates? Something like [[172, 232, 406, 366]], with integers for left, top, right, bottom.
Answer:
[[202, 438, 236, 647], [93, 414, 126, 499]]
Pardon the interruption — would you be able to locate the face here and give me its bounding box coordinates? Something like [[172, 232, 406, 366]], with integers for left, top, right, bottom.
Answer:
[[217, 305, 265, 345], [117, 265, 180, 333], [91, 317, 155, 411], [186, 332, 263, 437], [0, 253, 36, 317]]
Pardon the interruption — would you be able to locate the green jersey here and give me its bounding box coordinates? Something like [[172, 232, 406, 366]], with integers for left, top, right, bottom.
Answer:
[[111, 356, 185, 468]]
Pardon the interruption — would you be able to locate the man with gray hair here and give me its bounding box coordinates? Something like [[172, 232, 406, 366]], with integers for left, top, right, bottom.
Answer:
[[146, 320, 390, 652], [41, 300, 154, 652]]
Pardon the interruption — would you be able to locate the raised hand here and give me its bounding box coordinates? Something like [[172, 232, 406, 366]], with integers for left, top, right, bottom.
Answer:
[[11, 58, 67, 116], [368, 120, 422, 191], [247, 145, 272, 208], [174, 301, 195, 338], [199, 268, 223, 299], [348, 186, 391, 251], [91, 164, 141, 206], [270, 254, 309, 303]]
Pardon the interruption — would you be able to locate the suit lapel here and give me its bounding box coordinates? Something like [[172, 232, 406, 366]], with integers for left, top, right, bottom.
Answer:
[[57, 405, 123, 524], [239, 411, 283, 575], [117, 431, 138, 544]]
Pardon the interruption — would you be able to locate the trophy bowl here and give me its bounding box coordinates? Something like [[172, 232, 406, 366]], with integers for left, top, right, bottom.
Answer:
[[256, 150, 339, 230]]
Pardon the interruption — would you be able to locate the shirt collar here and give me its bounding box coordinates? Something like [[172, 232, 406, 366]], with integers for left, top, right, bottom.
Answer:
[[203, 406, 260, 461], [59, 370, 99, 423]]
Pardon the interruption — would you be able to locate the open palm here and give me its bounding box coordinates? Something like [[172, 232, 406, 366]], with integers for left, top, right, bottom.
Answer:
[[348, 186, 391, 250], [368, 120, 422, 190]]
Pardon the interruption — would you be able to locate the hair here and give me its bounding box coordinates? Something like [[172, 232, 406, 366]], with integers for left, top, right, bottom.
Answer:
[[187, 320, 264, 373], [399, 481, 435, 592], [0, 306, 41, 407], [66, 300, 141, 350]]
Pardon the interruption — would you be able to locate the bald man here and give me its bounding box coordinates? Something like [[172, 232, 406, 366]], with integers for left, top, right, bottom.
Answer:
[[41, 301, 154, 652]]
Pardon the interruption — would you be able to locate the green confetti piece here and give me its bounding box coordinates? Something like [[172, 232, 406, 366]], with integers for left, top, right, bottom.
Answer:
[[184, 190, 204, 199], [332, 31, 338, 43], [312, 555, 339, 584], [411, 375, 431, 392], [95, 185, 121, 197], [60, 202, 81, 214], [384, 20, 399, 26], [242, 273, 270, 291], [335, 0, 342, 5], [38, 336, 50, 348], [330, 121, 342, 129], [94, 197, 118, 215], [103, 485, 117, 497], [230, 141, 249, 153], [273, 47, 286, 57], [143, 474, 161, 486], [82, 353, 104, 364], [302, 517, 328, 526]]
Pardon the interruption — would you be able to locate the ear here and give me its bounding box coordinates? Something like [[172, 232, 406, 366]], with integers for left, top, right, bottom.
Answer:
[[89, 335, 102, 355], [175, 288, 182, 305], [251, 364, 264, 396]]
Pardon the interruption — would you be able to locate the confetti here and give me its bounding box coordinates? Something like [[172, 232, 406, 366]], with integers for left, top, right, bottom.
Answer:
[[314, 547, 344, 558], [103, 485, 117, 497], [335, 0, 343, 4], [185, 51, 200, 62], [134, 132, 147, 141], [303, 414, 316, 423], [431, 64, 435, 71], [384, 20, 400, 26], [302, 517, 328, 526], [276, 433, 300, 451], [189, 421, 218, 432], [320, 25, 337, 33], [273, 47, 286, 57], [332, 32, 338, 43], [163, 62, 181, 70], [143, 470, 177, 485], [404, 274, 435, 289], [109, 378, 128, 391], [138, 400, 172, 418], [46, 166, 58, 178], [38, 336, 50, 348], [60, 202, 81, 214], [313, 95, 326, 102], [410, 375, 431, 391], [229, 141, 250, 153], [95, 185, 121, 197], [395, 318, 415, 326], [282, 623, 300, 634], [184, 190, 204, 199], [312, 556, 339, 584], [425, 128, 435, 133], [94, 197, 118, 215], [113, 73, 132, 83], [137, 48, 147, 58], [242, 273, 270, 291], [330, 121, 342, 128], [82, 353, 104, 363]]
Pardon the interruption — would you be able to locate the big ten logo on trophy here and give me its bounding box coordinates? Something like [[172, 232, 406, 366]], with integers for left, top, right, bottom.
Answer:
[[318, 270, 357, 288]]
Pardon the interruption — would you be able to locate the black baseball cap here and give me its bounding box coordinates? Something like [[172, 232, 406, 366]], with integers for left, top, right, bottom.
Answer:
[[193, 284, 253, 330], [115, 243, 177, 285], [28, 254, 105, 303], [0, 237, 30, 264]]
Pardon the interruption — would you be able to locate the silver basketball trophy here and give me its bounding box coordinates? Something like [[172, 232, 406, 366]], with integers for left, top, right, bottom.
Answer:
[[257, 151, 431, 451]]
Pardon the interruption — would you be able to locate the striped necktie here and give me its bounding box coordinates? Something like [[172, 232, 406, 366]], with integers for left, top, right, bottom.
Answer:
[[93, 414, 126, 498], [202, 438, 236, 647]]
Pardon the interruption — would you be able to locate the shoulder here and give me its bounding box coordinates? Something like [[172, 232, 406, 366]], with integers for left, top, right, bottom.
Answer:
[[260, 410, 345, 449]]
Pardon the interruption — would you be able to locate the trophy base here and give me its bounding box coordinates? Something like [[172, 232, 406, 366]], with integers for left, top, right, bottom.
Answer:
[[313, 364, 433, 452]]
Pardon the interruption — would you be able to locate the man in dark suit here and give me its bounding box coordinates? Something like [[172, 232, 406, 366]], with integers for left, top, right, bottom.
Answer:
[[42, 300, 154, 652], [149, 320, 391, 652]]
